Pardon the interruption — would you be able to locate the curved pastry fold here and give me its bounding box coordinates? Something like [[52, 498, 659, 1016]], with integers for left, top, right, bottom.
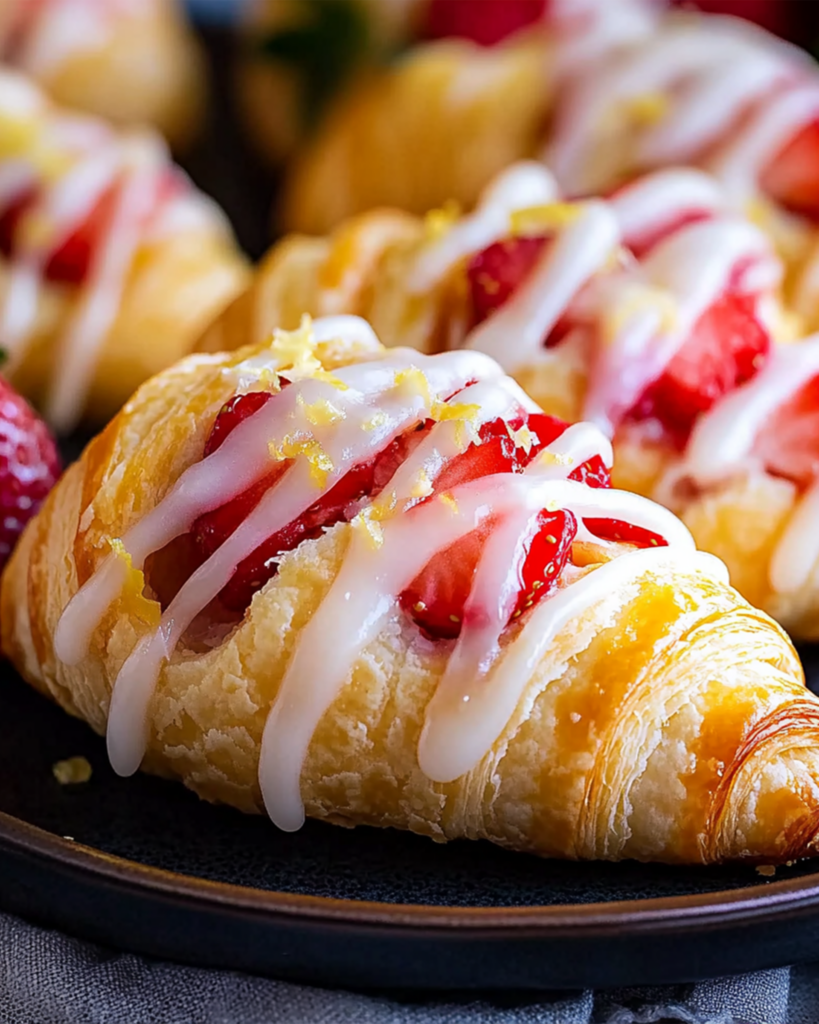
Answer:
[[0, 0, 206, 148], [0, 70, 250, 431], [5, 316, 819, 866]]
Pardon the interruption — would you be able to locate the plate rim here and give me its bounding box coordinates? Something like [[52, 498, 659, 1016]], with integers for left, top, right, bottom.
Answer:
[[6, 809, 819, 934]]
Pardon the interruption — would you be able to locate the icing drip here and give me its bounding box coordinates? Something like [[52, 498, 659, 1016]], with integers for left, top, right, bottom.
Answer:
[[547, 10, 819, 201], [408, 162, 558, 293], [661, 335, 819, 596], [465, 200, 619, 373], [55, 317, 714, 834], [0, 69, 228, 431]]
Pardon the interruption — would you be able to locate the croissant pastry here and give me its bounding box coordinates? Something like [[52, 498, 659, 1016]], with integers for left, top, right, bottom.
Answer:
[[5, 313, 819, 866], [277, 0, 819, 310], [0, 69, 250, 432], [0, 0, 206, 149], [198, 163, 819, 639]]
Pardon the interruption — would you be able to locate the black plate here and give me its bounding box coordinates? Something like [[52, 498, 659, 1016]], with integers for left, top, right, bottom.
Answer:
[[4, 651, 819, 991]]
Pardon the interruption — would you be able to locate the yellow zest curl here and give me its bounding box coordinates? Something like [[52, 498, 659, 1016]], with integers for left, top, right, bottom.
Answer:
[[110, 539, 161, 629]]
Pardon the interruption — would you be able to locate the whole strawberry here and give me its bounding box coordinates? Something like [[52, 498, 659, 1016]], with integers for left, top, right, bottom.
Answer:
[[0, 377, 60, 571]]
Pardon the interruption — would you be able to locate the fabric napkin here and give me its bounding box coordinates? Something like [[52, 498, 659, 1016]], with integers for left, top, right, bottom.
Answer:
[[0, 909, 798, 1024]]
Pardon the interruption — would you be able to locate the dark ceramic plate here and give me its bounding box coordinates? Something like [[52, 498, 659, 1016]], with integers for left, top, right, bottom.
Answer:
[[3, 651, 819, 992]]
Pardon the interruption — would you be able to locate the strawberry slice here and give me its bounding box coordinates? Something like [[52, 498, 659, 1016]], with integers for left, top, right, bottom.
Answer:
[[191, 391, 432, 611], [0, 185, 115, 285], [526, 413, 611, 488], [466, 235, 576, 346], [583, 518, 667, 549], [401, 508, 576, 641], [423, 0, 547, 47], [761, 117, 819, 223], [628, 290, 771, 446], [754, 372, 819, 488], [622, 209, 714, 261]]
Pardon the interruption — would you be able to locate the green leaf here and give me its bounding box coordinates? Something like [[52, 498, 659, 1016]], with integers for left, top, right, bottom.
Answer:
[[257, 0, 373, 129]]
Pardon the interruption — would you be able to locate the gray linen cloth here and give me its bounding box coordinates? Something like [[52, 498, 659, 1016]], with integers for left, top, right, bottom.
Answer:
[[0, 911, 795, 1024]]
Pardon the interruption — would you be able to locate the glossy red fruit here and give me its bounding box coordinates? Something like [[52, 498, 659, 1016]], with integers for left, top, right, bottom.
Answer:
[[622, 209, 714, 261], [467, 235, 576, 346], [467, 235, 548, 324], [0, 185, 115, 285], [402, 509, 576, 641], [526, 413, 611, 488], [761, 118, 819, 223], [755, 373, 819, 488], [0, 377, 60, 570], [192, 391, 431, 611], [423, 0, 547, 47], [583, 518, 667, 549], [629, 290, 771, 445]]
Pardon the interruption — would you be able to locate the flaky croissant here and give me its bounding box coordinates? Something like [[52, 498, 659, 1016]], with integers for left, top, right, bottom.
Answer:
[[197, 163, 819, 640], [276, 0, 819, 307], [6, 314, 819, 866], [0, 69, 250, 432], [0, 0, 206, 149]]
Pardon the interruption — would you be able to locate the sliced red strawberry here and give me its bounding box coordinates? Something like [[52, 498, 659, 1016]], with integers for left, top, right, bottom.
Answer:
[[401, 508, 576, 641], [761, 117, 819, 223], [0, 376, 60, 570], [622, 209, 714, 261], [628, 290, 771, 446], [423, 0, 547, 47], [0, 185, 114, 285], [526, 413, 611, 488], [466, 235, 576, 346], [754, 372, 819, 488], [191, 391, 433, 610], [582, 518, 667, 549]]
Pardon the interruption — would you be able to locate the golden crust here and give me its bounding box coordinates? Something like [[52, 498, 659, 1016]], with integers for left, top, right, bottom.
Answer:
[[20, 0, 206, 150], [5, 336, 819, 865], [279, 36, 552, 234]]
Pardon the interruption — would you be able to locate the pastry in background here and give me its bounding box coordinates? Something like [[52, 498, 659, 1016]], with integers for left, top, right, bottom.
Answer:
[[199, 162, 819, 639], [276, 0, 819, 294], [0, 69, 250, 433], [6, 314, 819, 867], [0, 0, 206, 150]]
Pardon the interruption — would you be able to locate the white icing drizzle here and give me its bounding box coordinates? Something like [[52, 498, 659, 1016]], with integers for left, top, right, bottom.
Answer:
[[0, 0, 141, 77], [407, 162, 558, 294], [445, 163, 776, 437], [607, 168, 724, 247], [657, 334, 819, 596], [464, 199, 619, 373], [54, 317, 718, 832], [547, 9, 819, 203], [0, 69, 230, 431], [583, 217, 779, 434], [678, 336, 819, 486]]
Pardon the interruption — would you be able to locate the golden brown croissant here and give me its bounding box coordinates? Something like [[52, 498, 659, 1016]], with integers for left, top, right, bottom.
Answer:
[[6, 314, 819, 866], [0, 69, 250, 432], [0, 0, 206, 149], [197, 163, 819, 640], [274, 0, 819, 302]]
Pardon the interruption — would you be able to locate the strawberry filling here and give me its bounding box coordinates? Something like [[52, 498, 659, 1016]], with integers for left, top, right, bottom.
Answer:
[[190, 392, 663, 636], [466, 235, 576, 346], [423, 0, 547, 47], [627, 290, 771, 446], [761, 117, 819, 223], [0, 169, 181, 285], [467, 236, 771, 446]]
